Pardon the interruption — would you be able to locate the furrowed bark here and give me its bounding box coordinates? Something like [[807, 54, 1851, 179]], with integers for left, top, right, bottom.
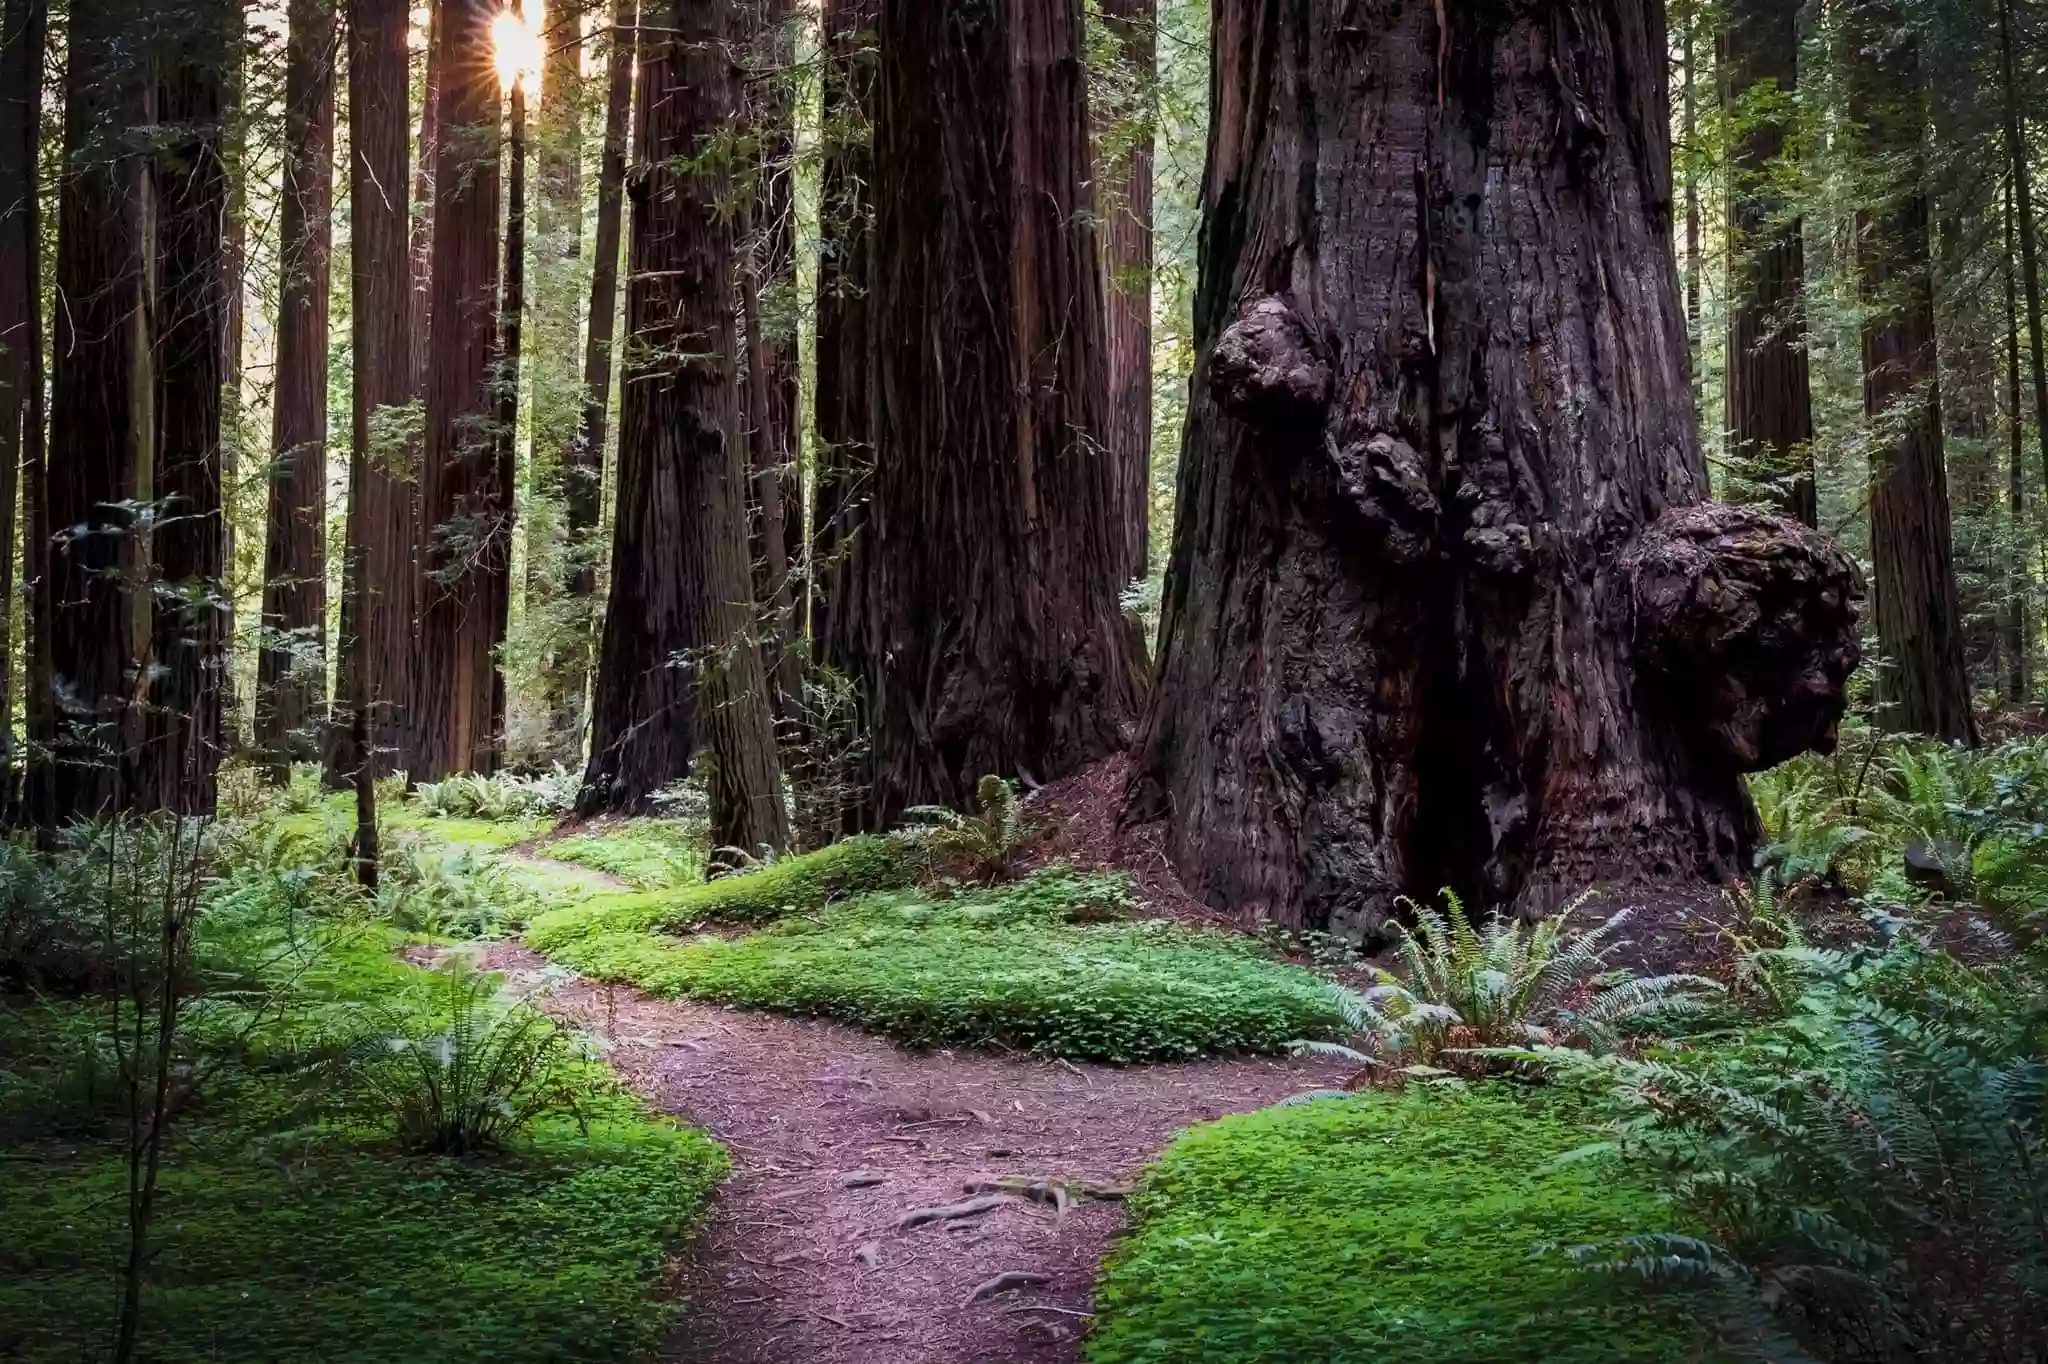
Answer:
[[257, 0, 336, 773], [1130, 0, 1861, 936], [1724, 0, 1816, 525], [414, 0, 505, 778], [1100, 0, 1154, 581], [849, 0, 1136, 823], [0, 0, 43, 813]]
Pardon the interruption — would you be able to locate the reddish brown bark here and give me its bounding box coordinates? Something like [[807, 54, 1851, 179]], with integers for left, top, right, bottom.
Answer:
[[846, 0, 1135, 824], [1128, 0, 1861, 935], [808, 0, 877, 663], [141, 0, 234, 814], [43, 0, 149, 821], [1724, 0, 1816, 526], [335, 0, 421, 784], [408, 0, 443, 401], [1099, 0, 1153, 580], [491, 82, 527, 746], [1849, 0, 1976, 745], [414, 0, 505, 778], [0, 0, 42, 808], [257, 0, 336, 771], [580, 0, 786, 852]]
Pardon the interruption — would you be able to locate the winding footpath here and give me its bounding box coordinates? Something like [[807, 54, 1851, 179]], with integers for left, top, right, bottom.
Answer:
[[482, 854, 1350, 1364]]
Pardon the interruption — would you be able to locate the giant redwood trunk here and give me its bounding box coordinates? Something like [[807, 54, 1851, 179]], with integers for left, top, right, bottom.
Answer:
[[257, 0, 336, 772], [414, 0, 504, 778], [580, 0, 787, 853], [849, 0, 1135, 822], [141, 1, 234, 814], [0, 0, 42, 805], [43, 0, 149, 821], [335, 0, 420, 783], [1099, 0, 1154, 580], [1128, 0, 1862, 937], [1724, 0, 1816, 526], [1848, 1, 1976, 744]]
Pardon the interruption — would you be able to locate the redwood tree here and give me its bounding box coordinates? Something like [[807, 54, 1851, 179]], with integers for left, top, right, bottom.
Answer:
[[844, 0, 1135, 823], [1724, 0, 1816, 525], [1848, 0, 1976, 744], [0, 0, 43, 805], [580, 0, 786, 852], [43, 0, 149, 821], [141, 0, 235, 814], [1128, 0, 1862, 936], [335, 0, 421, 785], [257, 0, 337, 771], [414, 0, 505, 778], [1100, 0, 1154, 579]]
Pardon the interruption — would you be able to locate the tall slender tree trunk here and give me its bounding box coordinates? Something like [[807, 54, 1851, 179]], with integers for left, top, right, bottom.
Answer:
[[743, 0, 803, 721], [257, 0, 336, 772], [561, 0, 634, 740], [2006, 178, 2031, 701], [580, 0, 787, 853], [340, 0, 416, 851], [409, 0, 443, 402], [142, 0, 234, 815], [414, 0, 505, 779], [44, 0, 150, 821], [848, 0, 1135, 824], [1100, 0, 1154, 580], [491, 80, 527, 750], [1683, 14, 1701, 343], [1724, 0, 1815, 525], [1849, 0, 1976, 744], [0, 0, 43, 812], [809, 0, 877, 661], [1998, 0, 2048, 491], [1128, 0, 1862, 936]]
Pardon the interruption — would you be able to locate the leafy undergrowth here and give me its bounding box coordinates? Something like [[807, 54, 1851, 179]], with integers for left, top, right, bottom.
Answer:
[[529, 833, 916, 939], [547, 819, 709, 890], [528, 867, 1346, 1062], [1087, 1085, 1720, 1364], [0, 827, 727, 1363]]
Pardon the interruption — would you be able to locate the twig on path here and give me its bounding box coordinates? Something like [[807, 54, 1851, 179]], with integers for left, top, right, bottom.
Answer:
[[964, 1271, 1052, 1304], [1004, 1305, 1095, 1319]]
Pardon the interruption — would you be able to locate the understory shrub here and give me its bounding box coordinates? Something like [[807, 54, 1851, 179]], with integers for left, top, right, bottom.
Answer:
[[1087, 1085, 1721, 1363], [412, 769, 579, 822], [529, 869, 1347, 1062], [1515, 928, 2048, 1363]]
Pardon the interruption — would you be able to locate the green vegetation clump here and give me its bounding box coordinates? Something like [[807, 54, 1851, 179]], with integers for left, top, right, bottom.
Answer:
[[1087, 1085, 1714, 1364], [0, 817, 729, 1363], [528, 832, 915, 943], [530, 869, 1346, 1062], [547, 818, 708, 889]]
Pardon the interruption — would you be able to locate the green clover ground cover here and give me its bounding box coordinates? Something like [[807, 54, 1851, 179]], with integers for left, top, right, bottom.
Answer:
[[1086, 1084, 1721, 1364], [526, 863, 1347, 1063]]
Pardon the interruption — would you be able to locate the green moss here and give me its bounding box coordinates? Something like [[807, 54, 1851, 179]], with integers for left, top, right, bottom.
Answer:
[[1087, 1086, 1718, 1364], [527, 869, 1347, 1062], [528, 834, 915, 944]]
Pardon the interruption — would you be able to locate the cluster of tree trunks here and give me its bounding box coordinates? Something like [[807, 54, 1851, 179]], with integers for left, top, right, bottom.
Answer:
[[1126, 0, 1862, 935]]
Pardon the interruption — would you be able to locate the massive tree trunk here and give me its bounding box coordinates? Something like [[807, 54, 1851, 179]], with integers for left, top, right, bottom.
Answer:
[[0, 0, 42, 810], [414, 0, 504, 779], [43, 0, 150, 821], [141, 0, 234, 815], [809, 0, 877, 662], [562, 0, 634, 734], [1998, 0, 2048, 491], [580, 0, 788, 854], [257, 0, 336, 772], [1724, 0, 1816, 526], [1128, 0, 1862, 937], [335, 0, 420, 784], [742, 0, 803, 723], [849, 0, 1135, 823], [1848, 1, 1976, 744], [1099, 0, 1154, 581]]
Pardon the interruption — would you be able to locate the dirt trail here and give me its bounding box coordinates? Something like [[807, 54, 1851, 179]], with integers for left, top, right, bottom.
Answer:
[[482, 940, 1349, 1364]]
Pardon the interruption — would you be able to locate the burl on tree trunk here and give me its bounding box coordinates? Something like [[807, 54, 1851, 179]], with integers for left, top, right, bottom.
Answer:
[[1128, 0, 1862, 938]]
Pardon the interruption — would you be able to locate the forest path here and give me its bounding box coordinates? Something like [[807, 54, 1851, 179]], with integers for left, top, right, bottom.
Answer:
[[482, 853, 1350, 1364]]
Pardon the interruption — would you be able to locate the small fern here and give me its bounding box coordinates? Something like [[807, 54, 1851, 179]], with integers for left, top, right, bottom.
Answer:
[[898, 774, 1035, 883]]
